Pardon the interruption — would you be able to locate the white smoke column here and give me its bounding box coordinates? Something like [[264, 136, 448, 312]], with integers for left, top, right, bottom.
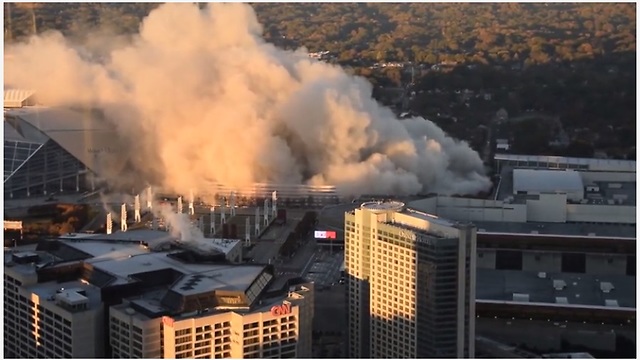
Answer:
[[271, 190, 277, 217], [134, 194, 141, 223], [156, 202, 221, 254], [5, 3, 491, 198], [106, 212, 113, 235], [146, 186, 153, 210], [188, 190, 195, 215], [120, 203, 128, 232]]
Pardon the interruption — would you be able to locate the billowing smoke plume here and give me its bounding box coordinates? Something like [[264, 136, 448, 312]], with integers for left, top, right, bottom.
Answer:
[[155, 202, 224, 255], [5, 3, 490, 197]]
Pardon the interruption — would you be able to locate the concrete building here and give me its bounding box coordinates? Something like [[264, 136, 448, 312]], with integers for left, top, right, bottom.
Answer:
[[4, 235, 313, 359], [345, 201, 476, 358], [406, 154, 636, 354], [4, 251, 105, 358]]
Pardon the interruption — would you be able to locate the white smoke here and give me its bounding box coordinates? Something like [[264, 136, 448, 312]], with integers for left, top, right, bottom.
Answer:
[[5, 3, 491, 198], [155, 202, 223, 255]]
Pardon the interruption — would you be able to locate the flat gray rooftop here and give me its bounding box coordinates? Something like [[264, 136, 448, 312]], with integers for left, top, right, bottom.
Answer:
[[476, 269, 636, 308], [27, 280, 102, 311], [474, 221, 636, 239], [172, 265, 265, 296]]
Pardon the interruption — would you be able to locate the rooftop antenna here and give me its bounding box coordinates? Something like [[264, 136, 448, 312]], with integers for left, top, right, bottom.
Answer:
[[209, 206, 216, 236], [146, 186, 153, 210], [134, 194, 141, 223], [255, 207, 261, 235], [120, 203, 128, 232], [230, 192, 236, 216], [264, 199, 270, 226], [177, 196, 183, 214], [271, 191, 278, 217], [188, 190, 195, 215], [106, 212, 113, 235], [245, 217, 251, 245], [220, 204, 226, 225]]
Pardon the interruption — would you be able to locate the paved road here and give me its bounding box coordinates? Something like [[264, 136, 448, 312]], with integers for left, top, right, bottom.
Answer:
[[302, 248, 344, 287]]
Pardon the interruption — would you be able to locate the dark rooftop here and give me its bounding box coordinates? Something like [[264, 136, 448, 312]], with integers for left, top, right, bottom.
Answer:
[[476, 269, 635, 309]]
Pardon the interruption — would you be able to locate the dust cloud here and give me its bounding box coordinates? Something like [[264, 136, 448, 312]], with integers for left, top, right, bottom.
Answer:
[[5, 3, 491, 198]]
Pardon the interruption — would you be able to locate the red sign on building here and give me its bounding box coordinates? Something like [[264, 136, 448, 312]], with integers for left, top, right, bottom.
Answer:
[[162, 316, 174, 327], [270, 303, 292, 317]]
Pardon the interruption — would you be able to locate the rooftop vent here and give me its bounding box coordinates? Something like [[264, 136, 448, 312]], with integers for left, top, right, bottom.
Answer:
[[125, 308, 136, 315], [513, 293, 530, 302], [538, 272, 547, 279], [555, 297, 569, 304], [553, 280, 567, 291], [600, 282, 615, 293], [12, 252, 39, 264], [604, 299, 619, 307]]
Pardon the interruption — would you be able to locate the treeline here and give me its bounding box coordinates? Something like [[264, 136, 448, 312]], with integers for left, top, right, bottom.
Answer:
[[253, 3, 636, 65], [22, 204, 92, 237], [4, 3, 636, 66]]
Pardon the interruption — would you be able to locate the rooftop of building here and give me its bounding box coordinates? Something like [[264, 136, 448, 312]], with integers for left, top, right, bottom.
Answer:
[[476, 268, 635, 309], [60, 229, 241, 255], [512, 168, 584, 194], [494, 153, 636, 173], [5, 236, 308, 318], [351, 203, 464, 239], [542, 352, 596, 359], [497, 166, 636, 206], [473, 221, 636, 239], [27, 280, 103, 312]]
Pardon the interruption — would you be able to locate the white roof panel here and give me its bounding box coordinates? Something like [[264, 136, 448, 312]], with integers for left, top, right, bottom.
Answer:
[[4, 89, 35, 108], [513, 169, 584, 194]]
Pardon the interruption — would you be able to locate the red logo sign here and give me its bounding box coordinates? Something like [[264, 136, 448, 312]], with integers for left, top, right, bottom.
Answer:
[[162, 316, 174, 327], [270, 303, 291, 317]]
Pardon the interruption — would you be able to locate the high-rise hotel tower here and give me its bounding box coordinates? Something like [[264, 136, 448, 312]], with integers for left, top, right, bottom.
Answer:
[[345, 201, 476, 358]]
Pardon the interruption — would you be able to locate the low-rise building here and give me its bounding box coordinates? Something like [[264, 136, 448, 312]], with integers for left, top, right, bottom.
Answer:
[[4, 233, 314, 358]]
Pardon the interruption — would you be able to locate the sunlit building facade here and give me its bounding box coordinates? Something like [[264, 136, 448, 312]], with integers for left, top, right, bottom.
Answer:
[[345, 202, 476, 358]]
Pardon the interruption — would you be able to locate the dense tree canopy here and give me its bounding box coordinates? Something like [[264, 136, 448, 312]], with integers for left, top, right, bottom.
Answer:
[[4, 3, 636, 66]]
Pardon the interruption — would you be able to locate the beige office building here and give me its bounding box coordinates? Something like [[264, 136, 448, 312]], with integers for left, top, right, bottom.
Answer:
[[345, 202, 476, 358], [109, 284, 313, 359]]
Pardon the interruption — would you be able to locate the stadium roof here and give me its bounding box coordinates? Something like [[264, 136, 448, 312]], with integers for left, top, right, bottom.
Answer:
[[4, 106, 128, 180], [513, 169, 584, 195]]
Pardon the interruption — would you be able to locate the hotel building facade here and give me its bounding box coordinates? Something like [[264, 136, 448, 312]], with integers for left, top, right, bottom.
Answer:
[[345, 201, 476, 358]]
